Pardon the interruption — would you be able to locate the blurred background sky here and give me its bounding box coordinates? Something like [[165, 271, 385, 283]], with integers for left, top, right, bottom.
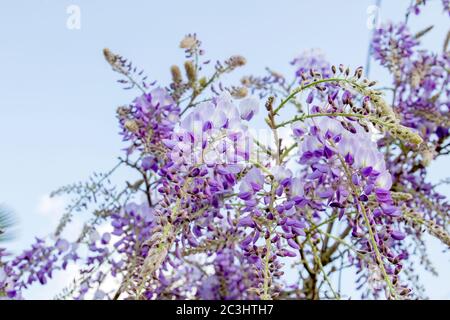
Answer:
[[0, 0, 449, 299]]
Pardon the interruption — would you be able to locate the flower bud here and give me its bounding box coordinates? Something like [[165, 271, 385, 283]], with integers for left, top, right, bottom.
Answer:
[[184, 61, 196, 83], [170, 65, 182, 83]]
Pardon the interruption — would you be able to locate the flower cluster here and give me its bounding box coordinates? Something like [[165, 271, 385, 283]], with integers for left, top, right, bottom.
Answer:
[[291, 48, 331, 81], [163, 93, 256, 171], [197, 248, 259, 300], [117, 87, 180, 156], [1, 237, 74, 299], [292, 108, 410, 296], [395, 51, 450, 141], [372, 23, 418, 78], [371, 9, 449, 249]]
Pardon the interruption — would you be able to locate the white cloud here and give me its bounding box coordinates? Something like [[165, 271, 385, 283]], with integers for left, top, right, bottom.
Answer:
[[35, 194, 84, 241], [37, 194, 67, 217]]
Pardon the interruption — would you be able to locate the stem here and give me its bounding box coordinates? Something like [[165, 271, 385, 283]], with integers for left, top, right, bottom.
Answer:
[[274, 77, 365, 115], [261, 236, 272, 300], [260, 96, 286, 299], [307, 234, 340, 299], [180, 66, 233, 116], [335, 151, 399, 299], [280, 142, 298, 161], [276, 112, 373, 129]]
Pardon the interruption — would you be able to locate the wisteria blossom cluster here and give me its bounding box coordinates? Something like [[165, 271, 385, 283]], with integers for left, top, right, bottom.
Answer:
[[1, 5, 449, 300]]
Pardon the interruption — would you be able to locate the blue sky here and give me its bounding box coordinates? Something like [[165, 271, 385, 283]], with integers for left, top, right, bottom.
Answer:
[[1, 0, 449, 299]]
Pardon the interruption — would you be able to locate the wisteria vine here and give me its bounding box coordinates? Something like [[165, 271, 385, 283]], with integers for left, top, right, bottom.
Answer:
[[1, 3, 449, 300]]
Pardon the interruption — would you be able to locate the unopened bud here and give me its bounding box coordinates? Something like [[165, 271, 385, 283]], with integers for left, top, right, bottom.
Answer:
[[184, 61, 196, 83], [103, 48, 118, 66], [124, 120, 139, 133], [230, 86, 248, 98], [179, 35, 197, 49], [227, 55, 246, 68]]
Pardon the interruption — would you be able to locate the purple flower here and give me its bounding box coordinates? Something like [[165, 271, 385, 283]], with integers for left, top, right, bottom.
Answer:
[[237, 216, 256, 228], [381, 204, 401, 217], [141, 156, 158, 172], [239, 97, 259, 121], [391, 230, 406, 241], [287, 238, 300, 250], [372, 23, 418, 69], [55, 239, 70, 253], [272, 166, 292, 183], [291, 48, 331, 80], [118, 87, 180, 156], [375, 188, 392, 204], [101, 233, 111, 245]]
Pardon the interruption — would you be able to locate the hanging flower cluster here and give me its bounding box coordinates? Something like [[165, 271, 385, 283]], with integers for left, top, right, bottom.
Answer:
[[291, 48, 332, 81], [372, 23, 418, 75], [117, 87, 180, 156]]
